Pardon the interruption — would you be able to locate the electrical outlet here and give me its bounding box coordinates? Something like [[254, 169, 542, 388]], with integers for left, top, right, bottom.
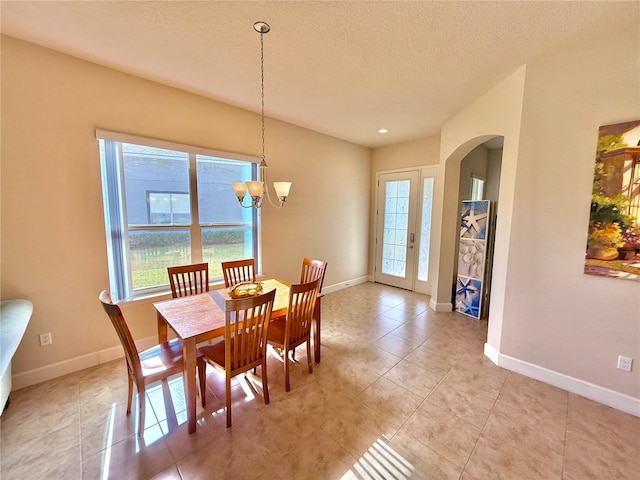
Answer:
[[617, 355, 632, 372], [39, 332, 52, 346]]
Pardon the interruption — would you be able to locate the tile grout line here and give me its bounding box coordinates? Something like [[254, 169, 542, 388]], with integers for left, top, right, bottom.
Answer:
[[457, 370, 509, 479]]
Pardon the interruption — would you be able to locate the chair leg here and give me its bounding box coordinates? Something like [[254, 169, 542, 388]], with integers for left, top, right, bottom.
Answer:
[[138, 386, 145, 437], [262, 358, 270, 405], [284, 349, 291, 392], [225, 374, 232, 428], [197, 358, 207, 407], [126, 374, 134, 414], [306, 340, 313, 374]]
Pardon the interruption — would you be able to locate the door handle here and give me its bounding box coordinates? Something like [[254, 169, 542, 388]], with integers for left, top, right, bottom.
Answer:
[[409, 233, 415, 248]]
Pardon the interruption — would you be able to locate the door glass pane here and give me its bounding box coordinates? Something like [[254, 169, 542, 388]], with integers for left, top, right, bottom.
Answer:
[[381, 180, 410, 277], [396, 213, 408, 230], [384, 213, 397, 229], [129, 229, 191, 289], [397, 197, 409, 214], [418, 178, 434, 281], [385, 197, 397, 213]]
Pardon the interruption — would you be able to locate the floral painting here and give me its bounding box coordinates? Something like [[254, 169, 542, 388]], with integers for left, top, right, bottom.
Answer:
[[584, 120, 640, 281]]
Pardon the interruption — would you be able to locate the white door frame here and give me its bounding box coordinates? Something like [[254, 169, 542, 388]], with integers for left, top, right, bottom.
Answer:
[[374, 166, 437, 293]]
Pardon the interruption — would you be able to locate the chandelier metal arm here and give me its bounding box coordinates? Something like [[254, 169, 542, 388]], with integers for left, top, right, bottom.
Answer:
[[261, 162, 288, 208], [236, 197, 264, 209]]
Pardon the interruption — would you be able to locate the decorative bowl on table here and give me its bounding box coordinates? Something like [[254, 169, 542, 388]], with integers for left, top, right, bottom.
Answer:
[[230, 282, 264, 299]]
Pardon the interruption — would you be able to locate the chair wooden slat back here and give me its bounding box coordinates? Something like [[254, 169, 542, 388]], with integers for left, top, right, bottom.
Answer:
[[99, 290, 143, 384], [168, 263, 209, 298], [221, 258, 256, 288], [286, 278, 321, 347], [225, 289, 275, 372], [300, 258, 327, 292]]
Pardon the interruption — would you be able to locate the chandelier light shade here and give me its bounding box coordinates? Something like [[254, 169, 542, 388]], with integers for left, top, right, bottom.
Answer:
[[232, 21, 292, 209]]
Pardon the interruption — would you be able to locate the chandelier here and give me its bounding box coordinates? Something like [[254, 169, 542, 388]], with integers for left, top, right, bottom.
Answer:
[[232, 21, 292, 209]]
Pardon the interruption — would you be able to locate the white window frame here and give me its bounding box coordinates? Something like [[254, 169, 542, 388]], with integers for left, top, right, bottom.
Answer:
[[471, 174, 486, 201], [96, 130, 261, 301]]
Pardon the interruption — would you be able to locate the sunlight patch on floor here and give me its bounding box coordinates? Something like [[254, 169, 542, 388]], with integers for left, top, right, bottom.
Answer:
[[343, 437, 415, 479]]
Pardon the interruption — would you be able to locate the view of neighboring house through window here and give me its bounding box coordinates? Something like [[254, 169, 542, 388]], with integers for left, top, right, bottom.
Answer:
[[98, 131, 259, 301], [148, 192, 190, 224]]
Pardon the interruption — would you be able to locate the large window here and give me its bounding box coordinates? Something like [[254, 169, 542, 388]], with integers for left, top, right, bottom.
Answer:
[[97, 131, 260, 301]]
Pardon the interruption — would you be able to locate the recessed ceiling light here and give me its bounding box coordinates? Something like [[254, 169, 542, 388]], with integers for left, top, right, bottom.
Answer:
[[378, 128, 389, 134]]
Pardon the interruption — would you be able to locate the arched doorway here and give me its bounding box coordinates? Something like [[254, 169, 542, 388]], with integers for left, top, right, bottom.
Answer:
[[429, 134, 506, 311], [454, 138, 503, 319]]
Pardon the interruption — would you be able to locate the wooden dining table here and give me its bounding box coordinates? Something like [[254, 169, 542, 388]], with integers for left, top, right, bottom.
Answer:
[[153, 278, 322, 433]]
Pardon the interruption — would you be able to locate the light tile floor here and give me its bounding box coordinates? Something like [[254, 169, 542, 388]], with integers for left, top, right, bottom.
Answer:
[[1, 282, 638, 479]]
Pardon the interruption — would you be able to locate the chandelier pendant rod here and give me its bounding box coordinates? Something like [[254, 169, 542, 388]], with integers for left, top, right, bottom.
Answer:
[[257, 22, 282, 209], [260, 24, 266, 166]]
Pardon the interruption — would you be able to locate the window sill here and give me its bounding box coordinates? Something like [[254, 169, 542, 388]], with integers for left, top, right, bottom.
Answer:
[[118, 281, 228, 306]]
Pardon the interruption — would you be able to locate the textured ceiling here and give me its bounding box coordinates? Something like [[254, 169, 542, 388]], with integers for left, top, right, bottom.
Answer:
[[1, 1, 638, 148]]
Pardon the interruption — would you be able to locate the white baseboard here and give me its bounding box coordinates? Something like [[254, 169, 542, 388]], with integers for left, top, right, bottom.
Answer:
[[12, 336, 158, 390], [483, 342, 500, 364], [429, 299, 453, 312], [484, 343, 640, 417], [323, 275, 370, 294]]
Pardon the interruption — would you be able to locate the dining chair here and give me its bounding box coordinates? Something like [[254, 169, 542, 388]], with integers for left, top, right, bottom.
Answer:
[[300, 257, 327, 291], [198, 288, 275, 428], [299, 258, 327, 357], [221, 258, 256, 288], [267, 278, 321, 392], [99, 290, 207, 436], [168, 262, 209, 298]]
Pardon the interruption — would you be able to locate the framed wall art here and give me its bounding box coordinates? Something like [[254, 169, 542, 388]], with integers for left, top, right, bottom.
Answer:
[[584, 120, 640, 282], [456, 200, 491, 318]]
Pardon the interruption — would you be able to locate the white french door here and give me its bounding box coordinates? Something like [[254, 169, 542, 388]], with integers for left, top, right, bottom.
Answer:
[[374, 168, 436, 293], [375, 171, 419, 290]]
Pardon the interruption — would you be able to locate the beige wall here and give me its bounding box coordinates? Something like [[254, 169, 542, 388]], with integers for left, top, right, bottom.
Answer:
[[485, 148, 503, 202], [501, 28, 639, 397], [1, 36, 371, 378], [372, 136, 440, 173]]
